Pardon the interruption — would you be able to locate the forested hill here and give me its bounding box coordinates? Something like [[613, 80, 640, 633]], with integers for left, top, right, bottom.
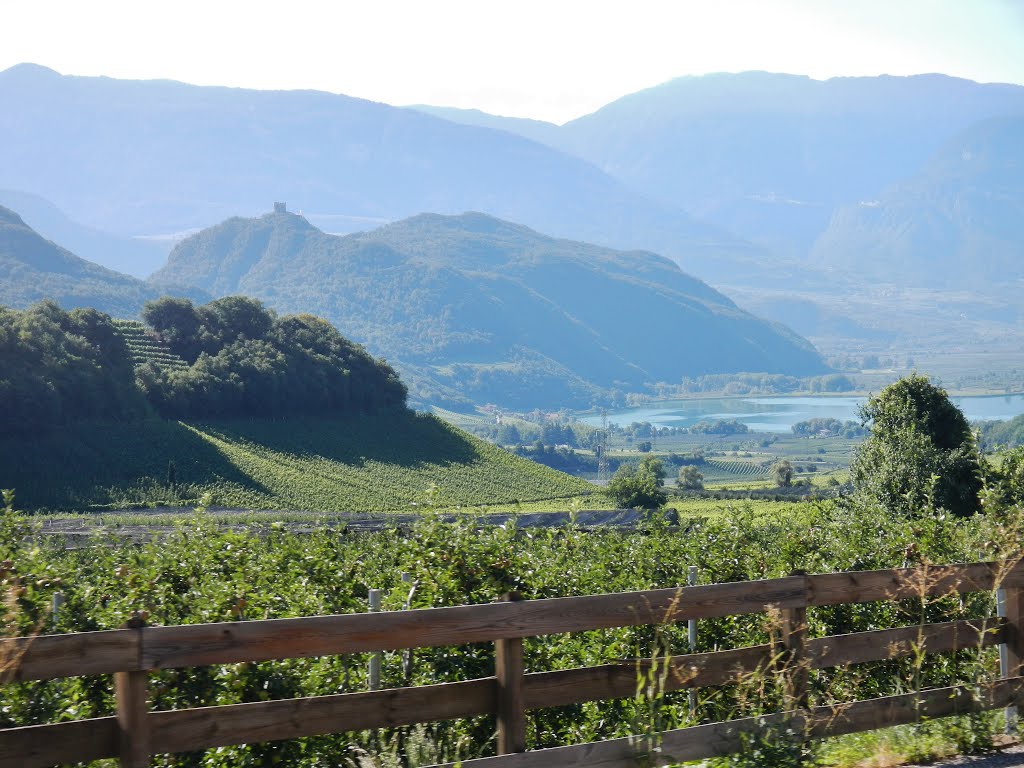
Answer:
[[0, 204, 156, 316], [0, 298, 406, 435], [1, 300, 591, 512], [150, 209, 827, 409]]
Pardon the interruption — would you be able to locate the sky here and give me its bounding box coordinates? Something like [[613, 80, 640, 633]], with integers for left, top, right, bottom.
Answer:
[[3, 0, 1024, 124]]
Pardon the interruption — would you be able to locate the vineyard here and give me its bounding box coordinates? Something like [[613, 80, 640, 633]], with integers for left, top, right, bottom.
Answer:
[[702, 458, 772, 481], [0, 413, 593, 511], [110, 319, 188, 370], [0, 498, 1017, 767]]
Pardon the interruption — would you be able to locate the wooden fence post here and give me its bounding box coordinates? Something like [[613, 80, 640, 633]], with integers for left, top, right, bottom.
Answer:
[[368, 589, 382, 691], [1002, 581, 1023, 734], [115, 613, 150, 767], [495, 592, 526, 754], [781, 573, 809, 710], [687, 566, 698, 717]]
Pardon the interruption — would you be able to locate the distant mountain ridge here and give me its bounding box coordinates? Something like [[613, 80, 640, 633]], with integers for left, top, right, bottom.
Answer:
[[0, 189, 171, 277], [151, 209, 826, 408], [0, 63, 763, 283], [0, 204, 158, 316], [420, 71, 1024, 272], [812, 115, 1024, 287]]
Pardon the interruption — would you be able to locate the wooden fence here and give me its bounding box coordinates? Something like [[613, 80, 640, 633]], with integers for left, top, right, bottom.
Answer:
[[2, 559, 1024, 767]]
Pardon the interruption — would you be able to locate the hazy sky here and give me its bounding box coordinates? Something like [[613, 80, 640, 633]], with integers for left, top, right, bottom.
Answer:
[[3, 0, 1023, 123]]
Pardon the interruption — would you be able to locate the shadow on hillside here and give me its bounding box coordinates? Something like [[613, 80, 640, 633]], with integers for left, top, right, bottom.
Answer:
[[0, 419, 271, 510], [196, 410, 479, 469]]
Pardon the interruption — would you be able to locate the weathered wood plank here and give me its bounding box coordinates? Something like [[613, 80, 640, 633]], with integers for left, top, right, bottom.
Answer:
[[140, 577, 806, 669], [0, 628, 138, 682], [430, 678, 1024, 768], [3, 620, 995, 766], [149, 678, 495, 754], [3, 562, 1015, 682], [809, 676, 1024, 739], [1005, 585, 1024, 679], [0, 717, 118, 768], [529, 644, 774, 709], [808, 618, 1005, 669], [807, 562, 1008, 606]]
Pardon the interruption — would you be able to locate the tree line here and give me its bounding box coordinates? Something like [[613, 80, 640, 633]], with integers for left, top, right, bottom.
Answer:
[[0, 297, 407, 434]]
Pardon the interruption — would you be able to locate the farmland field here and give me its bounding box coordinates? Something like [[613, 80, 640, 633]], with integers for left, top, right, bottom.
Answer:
[[0, 412, 593, 512], [1, 497, 1014, 767]]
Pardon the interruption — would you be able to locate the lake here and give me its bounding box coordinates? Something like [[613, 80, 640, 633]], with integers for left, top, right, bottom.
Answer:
[[580, 394, 1024, 433]]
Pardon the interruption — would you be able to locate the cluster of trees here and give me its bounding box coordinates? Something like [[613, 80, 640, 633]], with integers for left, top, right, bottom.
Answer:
[[827, 354, 906, 372], [137, 297, 407, 419], [606, 456, 668, 509], [473, 418, 599, 450], [0, 302, 148, 433], [689, 419, 749, 435], [791, 418, 867, 438], [976, 414, 1024, 451], [666, 372, 855, 396], [0, 298, 407, 434]]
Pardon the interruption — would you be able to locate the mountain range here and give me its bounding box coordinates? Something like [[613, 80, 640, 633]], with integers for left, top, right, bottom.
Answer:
[[421, 72, 1024, 263], [412, 73, 1024, 349], [4, 64, 1024, 354], [0, 189, 171, 278], [812, 115, 1024, 288], [0, 63, 765, 284]]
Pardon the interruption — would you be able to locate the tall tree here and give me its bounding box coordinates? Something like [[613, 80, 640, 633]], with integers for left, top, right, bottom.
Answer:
[[850, 374, 982, 517]]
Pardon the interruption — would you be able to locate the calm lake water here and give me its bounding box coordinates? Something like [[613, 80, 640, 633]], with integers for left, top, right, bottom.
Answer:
[[580, 394, 1024, 433]]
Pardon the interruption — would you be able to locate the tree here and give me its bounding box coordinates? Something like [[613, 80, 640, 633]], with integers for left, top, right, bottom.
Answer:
[[638, 456, 666, 486], [142, 297, 203, 361], [773, 460, 794, 487], [850, 374, 982, 517], [606, 464, 667, 510], [677, 465, 704, 490]]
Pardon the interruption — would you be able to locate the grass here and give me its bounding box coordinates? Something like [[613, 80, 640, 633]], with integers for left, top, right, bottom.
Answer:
[[820, 715, 1009, 767], [0, 411, 595, 513]]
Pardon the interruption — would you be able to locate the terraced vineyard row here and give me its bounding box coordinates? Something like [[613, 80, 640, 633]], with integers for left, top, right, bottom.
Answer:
[[111, 318, 188, 370], [703, 458, 771, 478]]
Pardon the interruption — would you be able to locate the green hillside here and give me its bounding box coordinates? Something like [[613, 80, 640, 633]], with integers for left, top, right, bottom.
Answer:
[[0, 412, 593, 512], [0, 204, 156, 316], [151, 210, 826, 409]]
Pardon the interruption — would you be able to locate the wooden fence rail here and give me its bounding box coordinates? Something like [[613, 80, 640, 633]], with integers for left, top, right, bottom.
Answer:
[[2, 559, 1023, 767]]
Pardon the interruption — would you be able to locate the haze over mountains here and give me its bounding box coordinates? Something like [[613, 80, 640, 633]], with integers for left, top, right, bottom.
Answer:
[[813, 115, 1024, 288], [421, 73, 1024, 263], [3, 63, 1024, 365], [0, 189, 171, 277], [413, 72, 1024, 349], [0, 63, 762, 283], [0, 205, 159, 316]]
